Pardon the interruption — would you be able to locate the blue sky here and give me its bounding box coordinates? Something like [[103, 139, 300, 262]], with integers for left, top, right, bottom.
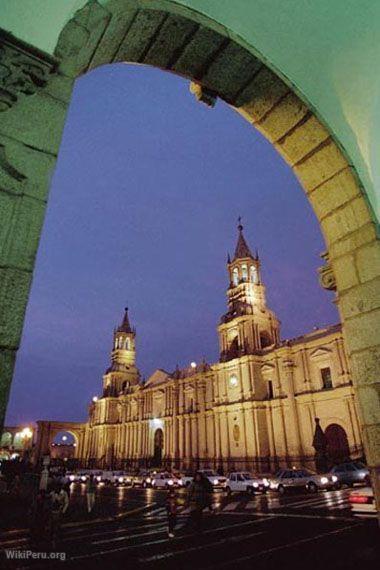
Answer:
[[5, 64, 338, 425]]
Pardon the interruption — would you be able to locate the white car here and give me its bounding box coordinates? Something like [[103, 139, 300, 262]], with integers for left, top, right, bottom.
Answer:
[[198, 469, 227, 490], [226, 472, 270, 494], [151, 473, 180, 488], [177, 474, 194, 487], [349, 487, 377, 517], [269, 468, 339, 494]]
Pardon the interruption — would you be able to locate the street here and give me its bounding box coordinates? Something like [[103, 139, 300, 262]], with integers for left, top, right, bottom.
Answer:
[[1, 485, 379, 569]]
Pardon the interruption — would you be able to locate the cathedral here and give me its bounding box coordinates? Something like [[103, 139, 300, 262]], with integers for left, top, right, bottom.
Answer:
[[36, 224, 363, 472]]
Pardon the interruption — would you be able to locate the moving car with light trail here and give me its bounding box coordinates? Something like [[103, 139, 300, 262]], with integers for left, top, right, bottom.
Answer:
[[226, 472, 270, 494], [329, 461, 370, 487], [349, 486, 377, 517], [269, 468, 339, 494], [197, 469, 227, 490]]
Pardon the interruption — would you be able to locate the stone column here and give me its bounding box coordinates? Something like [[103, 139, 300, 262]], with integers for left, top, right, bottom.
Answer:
[[281, 355, 303, 461]]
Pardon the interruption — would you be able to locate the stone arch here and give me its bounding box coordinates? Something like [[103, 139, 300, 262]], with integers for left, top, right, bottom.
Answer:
[[0, 0, 379, 500], [34, 421, 87, 465]]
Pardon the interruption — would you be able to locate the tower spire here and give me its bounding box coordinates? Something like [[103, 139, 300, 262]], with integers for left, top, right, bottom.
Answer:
[[117, 306, 133, 333], [233, 217, 254, 260]]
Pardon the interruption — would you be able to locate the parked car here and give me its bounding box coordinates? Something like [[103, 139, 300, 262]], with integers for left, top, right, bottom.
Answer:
[[329, 461, 370, 487], [349, 486, 377, 517], [177, 473, 194, 487], [269, 468, 339, 494], [197, 469, 227, 490], [226, 472, 270, 495], [132, 471, 152, 487], [151, 472, 180, 488]]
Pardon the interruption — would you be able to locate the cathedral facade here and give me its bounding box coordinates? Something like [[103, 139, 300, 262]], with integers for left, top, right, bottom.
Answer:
[[37, 225, 363, 472]]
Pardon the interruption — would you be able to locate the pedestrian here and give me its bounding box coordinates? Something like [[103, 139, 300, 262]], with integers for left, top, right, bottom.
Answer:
[[187, 472, 206, 533], [166, 487, 177, 538], [86, 474, 96, 514], [201, 473, 214, 513], [48, 484, 69, 548]]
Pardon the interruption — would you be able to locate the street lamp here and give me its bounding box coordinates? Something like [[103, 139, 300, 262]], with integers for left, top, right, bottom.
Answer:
[[19, 427, 33, 460], [92, 396, 98, 403]]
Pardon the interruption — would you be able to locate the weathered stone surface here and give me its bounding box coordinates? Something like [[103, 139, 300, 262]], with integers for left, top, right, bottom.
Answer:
[[329, 222, 377, 260], [172, 26, 227, 79], [54, 0, 111, 76], [143, 14, 198, 69], [356, 241, 380, 284], [115, 9, 167, 63], [0, 267, 32, 348], [343, 309, 380, 353], [276, 114, 330, 165], [339, 278, 380, 318], [256, 92, 308, 143], [361, 425, 380, 466], [321, 196, 373, 246], [294, 140, 348, 193], [202, 42, 262, 102], [236, 67, 289, 120], [307, 167, 361, 222], [332, 254, 359, 292], [89, 7, 139, 69], [0, 348, 16, 429], [349, 346, 380, 386]]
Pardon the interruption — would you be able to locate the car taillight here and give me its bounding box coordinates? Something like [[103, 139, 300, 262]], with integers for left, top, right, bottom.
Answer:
[[349, 495, 372, 504]]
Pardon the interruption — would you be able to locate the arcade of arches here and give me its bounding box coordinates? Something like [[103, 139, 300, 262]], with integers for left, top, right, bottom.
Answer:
[[0, 0, 379, 501]]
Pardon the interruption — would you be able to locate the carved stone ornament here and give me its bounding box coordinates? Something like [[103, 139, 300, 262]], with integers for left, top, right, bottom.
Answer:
[[318, 251, 337, 291], [190, 81, 217, 108], [0, 30, 57, 112]]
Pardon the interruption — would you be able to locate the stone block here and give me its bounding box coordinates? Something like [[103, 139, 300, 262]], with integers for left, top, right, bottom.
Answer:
[[355, 241, 380, 284], [0, 196, 47, 270], [0, 348, 16, 428], [275, 115, 330, 165], [0, 192, 16, 254], [332, 254, 359, 292], [308, 167, 361, 222], [0, 267, 32, 348], [202, 42, 262, 102], [329, 223, 377, 259], [89, 7, 139, 69], [0, 134, 56, 201], [361, 424, 380, 466], [321, 197, 373, 246], [236, 67, 289, 121], [349, 346, 380, 386], [343, 309, 380, 353], [339, 278, 380, 318], [0, 91, 68, 156], [255, 92, 308, 143], [294, 140, 348, 193], [143, 14, 198, 69], [115, 9, 167, 63], [172, 26, 227, 80]]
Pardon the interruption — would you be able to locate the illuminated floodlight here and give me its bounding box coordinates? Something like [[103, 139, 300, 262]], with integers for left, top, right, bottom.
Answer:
[[92, 396, 98, 403], [190, 362, 197, 369], [149, 418, 164, 430], [62, 435, 68, 442]]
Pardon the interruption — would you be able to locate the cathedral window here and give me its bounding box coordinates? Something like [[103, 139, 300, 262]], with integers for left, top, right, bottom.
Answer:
[[321, 367, 333, 389], [250, 266, 257, 283], [115, 338, 118, 349], [232, 267, 239, 286], [241, 264, 248, 281], [229, 374, 238, 387], [125, 338, 130, 350], [267, 380, 274, 399], [260, 331, 272, 348]]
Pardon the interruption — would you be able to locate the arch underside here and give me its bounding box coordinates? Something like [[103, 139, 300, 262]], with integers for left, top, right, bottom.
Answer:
[[0, 0, 379, 502]]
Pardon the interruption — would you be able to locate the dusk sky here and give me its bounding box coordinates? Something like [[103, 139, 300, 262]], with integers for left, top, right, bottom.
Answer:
[[6, 64, 338, 426]]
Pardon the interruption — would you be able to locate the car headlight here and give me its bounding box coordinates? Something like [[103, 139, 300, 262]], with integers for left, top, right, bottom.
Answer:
[[69, 475, 75, 481], [118, 477, 124, 483], [146, 477, 151, 484], [263, 478, 269, 486], [332, 475, 338, 483], [213, 479, 218, 485], [178, 479, 183, 485], [320, 477, 328, 484], [152, 480, 155, 485], [96, 476, 101, 482], [81, 476, 86, 481], [253, 482, 259, 488], [168, 480, 173, 485]]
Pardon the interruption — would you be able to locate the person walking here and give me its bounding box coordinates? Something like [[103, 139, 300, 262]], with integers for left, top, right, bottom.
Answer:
[[187, 472, 206, 533], [48, 484, 69, 548], [86, 474, 96, 514], [166, 487, 177, 538], [201, 473, 214, 514]]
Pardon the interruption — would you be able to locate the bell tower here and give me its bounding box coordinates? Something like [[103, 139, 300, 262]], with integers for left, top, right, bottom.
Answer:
[[218, 220, 280, 361], [102, 307, 140, 396]]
